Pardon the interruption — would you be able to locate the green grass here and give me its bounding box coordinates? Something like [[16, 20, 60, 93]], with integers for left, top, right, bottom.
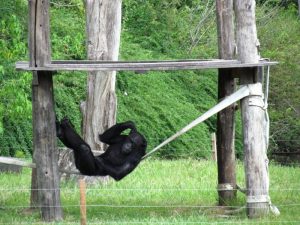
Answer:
[[0, 160, 299, 224]]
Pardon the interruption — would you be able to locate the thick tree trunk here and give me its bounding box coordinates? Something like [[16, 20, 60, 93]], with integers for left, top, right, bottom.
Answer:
[[29, 0, 63, 221], [235, 0, 270, 218], [215, 0, 237, 205], [82, 0, 122, 152]]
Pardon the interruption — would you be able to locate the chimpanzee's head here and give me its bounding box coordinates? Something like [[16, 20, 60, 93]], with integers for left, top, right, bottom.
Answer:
[[121, 131, 147, 154]]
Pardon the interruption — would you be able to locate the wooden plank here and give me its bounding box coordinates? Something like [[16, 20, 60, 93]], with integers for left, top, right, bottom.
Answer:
[[216, 0, 237, 205], [0, 156, 80, 175], [235, 0, 270, 218], [52, 59, 237, 64], [0, 156, 36, 168], [15, 60, 278, 72]]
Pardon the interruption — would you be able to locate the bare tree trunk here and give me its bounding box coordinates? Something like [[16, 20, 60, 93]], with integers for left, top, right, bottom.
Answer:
[[82, 0, 122, 151], [235, 0, 270, 218], [215, 0, 237, 205]]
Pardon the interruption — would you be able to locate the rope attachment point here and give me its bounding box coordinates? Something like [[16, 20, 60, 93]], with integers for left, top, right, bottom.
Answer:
[[247, 195, 270, 204], [217, 183, 235, 191]]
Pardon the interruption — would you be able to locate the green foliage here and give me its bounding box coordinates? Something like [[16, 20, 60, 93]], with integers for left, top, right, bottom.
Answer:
[[116, 70, 216, 159], [122, 0, 217, 58], [50, 5, 85, 60], [0, 1, 299, 159], [54, 72, 87, 133], [257, 0, 298, 7], [50, 0, 220, 159], [258, 9, 300, 155], [0, 1, 32, 157]]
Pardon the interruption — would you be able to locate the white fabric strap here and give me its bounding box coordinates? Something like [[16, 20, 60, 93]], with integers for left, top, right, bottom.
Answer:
[[217, 183, 234, 191], [247, 195, 270, 204]]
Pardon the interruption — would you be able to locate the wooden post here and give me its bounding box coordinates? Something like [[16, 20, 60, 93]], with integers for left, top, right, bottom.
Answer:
[[211, 133, 217, 161], [235, 0, 270, 218], [79, 180, 87, 225], [298, 0, 300, 17], [216, 0, 237, 205], [29, 0, 63, 221], [82, 0, 121, 151]]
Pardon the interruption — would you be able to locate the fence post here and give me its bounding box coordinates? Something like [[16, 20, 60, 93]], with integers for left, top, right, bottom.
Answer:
[[80, 179, 87, 225], [211, 133, 217, 161]]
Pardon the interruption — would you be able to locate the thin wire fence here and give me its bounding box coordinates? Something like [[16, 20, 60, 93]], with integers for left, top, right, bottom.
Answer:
[[0, 221, 300, 225], [0, 187, 300, 192], [1, 203, 300, 209]]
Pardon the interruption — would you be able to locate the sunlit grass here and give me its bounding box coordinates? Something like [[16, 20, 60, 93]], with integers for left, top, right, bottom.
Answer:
[[0, 160, 299, 224]]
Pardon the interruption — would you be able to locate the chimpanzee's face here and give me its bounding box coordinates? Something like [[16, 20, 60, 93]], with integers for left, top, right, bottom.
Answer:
[[121, 139, 133, 154], [121, 132, 146, 154]]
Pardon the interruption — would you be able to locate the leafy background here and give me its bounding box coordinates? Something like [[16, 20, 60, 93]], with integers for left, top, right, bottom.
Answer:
[[0, 0, 299, 160]]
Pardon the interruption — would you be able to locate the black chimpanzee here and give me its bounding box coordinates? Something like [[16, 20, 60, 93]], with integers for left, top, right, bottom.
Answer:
[[56, 118, 147, 181]]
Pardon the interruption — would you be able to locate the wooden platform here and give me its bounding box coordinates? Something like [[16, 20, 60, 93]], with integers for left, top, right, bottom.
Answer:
[[16, 59, 277, 72]]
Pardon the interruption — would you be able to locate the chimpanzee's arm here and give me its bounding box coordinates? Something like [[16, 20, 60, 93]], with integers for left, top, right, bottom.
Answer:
[[99, 121, 136, 145]]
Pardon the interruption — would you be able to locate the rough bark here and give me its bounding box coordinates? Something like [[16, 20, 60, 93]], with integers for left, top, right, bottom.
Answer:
[[235, 0, 270, 218], [29, 0, 63, 221], [82, 0, 122, 152], [32, 72, 63, 221]]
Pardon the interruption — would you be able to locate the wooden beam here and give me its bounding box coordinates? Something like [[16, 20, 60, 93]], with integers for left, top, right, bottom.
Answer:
[[29, 0, 63, 221], [216, 0, 237, 205], [0, 156, 35, 168], [0, 156, 80, 175], [15, 60, 277, 72]]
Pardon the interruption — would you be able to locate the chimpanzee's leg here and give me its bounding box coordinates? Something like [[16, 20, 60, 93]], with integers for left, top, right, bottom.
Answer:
[[72, 144, 106, 176], [56, 117, 107, 176]]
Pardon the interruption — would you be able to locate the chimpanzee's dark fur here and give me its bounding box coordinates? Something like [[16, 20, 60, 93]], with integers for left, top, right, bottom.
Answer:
[[56, 118, 147, 181]]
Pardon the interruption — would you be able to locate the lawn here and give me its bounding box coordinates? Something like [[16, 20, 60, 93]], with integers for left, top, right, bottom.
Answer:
[[0, 160, 299, 224]]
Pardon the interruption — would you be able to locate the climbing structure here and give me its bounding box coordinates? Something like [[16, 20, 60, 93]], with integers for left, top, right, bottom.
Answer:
[[14, 0, 277, 222]]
